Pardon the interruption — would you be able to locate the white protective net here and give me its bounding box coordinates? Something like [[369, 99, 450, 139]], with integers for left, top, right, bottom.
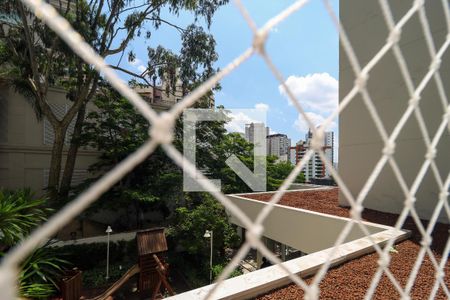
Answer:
[[1, 0, 449, 299]]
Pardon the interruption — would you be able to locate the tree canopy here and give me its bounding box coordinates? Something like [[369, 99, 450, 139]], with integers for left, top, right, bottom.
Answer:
[[78, 91, 304, 228], [0, 0, 228, 201]]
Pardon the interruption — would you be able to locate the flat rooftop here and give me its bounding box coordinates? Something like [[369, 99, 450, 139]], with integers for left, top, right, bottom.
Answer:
[[240, 188, 449, 299]]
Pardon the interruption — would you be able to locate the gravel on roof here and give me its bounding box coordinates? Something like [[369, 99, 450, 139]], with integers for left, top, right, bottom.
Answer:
[[240, 188, 450, 300]]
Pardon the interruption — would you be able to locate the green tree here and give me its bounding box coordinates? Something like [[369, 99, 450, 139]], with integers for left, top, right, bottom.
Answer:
[[78, 89, 181, 228], [267, 159, 305, 191], [206, 132, 305, 193], [79, 99, 303, 215], [169, 193, 240, 261], [209, 132, 255, 193], [0, 0, 227, 201], [167, 193, 241, 286]]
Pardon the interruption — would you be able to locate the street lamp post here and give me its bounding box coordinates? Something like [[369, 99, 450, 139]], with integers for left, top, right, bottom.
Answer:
[[203, 230, 213, 284], [105, 226, 113, 280]]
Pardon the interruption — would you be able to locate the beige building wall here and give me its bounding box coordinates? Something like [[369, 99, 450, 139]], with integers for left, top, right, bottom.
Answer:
[[133, 85, 182, 112], [0, 82, 186, 195], [339, 1, 449, 223], [0, 85, 99, 195]]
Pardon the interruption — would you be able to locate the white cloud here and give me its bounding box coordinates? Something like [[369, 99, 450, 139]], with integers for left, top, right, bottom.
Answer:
[[279, 73, 338, 113], [294, 112, 337, 133], [137, 65, 147, 73], [254, 103, 269, 112], [225, 111, 257, 133], [129, 58, 142, 66], [128, 58, 147, 74], [225, 103, 269, 133]]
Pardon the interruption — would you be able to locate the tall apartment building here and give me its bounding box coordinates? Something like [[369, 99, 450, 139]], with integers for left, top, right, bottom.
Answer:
[[289, 146, 296, 165], [267, 134, 291, 162], [294, 129, 334, 181], [245, 123, 269, 144]]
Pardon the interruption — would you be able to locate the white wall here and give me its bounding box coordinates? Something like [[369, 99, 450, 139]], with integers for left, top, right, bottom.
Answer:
[[339, 0, 449, 223], [227, 192, 388, 254]]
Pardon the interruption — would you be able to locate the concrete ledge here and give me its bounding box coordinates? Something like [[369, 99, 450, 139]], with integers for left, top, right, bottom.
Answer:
[[165, 228, 410, 300], [226, 193, 393, 254], [230, 185, 332, 197], [48, 231, 137, 247]]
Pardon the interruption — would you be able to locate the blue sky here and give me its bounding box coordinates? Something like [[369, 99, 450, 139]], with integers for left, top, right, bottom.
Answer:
[[114, 0, 339, 147]]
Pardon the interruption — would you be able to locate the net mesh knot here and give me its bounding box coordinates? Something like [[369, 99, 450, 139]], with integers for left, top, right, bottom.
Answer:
[[387, 27, 402, 45], [445, 105, 450, 121], [245, 224, 264, 246], [403, 195, 416, 209], [429, 57, 442, 72], [350, 205, 363, 220], [425, 148, 437, 160], [310, 128, 324, 150], [354, 71, 369, 91], [408, 93, 421, 108], [420, 236, 432, 248], [253, 29, 268, 54], [382, 141, 396, 157], [305, 285, 319, 300], [377, 253, 390, 269], [149, 112, 175, 144], [414, 0, 425, 8]]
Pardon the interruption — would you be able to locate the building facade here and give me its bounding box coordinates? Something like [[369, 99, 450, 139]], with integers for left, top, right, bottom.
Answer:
[[0, 85, 98, 194], [245, 123, 269, 144], [294, 130, 334, 181], [339, 1, 449, 223], [289, 146, 296, 165], [0, 81, 181, 194], [267, 133, 291, 162]]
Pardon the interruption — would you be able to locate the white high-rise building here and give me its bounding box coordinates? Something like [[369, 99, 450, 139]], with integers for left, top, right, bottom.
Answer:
[[323, 131, 334, 176], [267, 134, 291, 161], [295, 129, 334, 181]]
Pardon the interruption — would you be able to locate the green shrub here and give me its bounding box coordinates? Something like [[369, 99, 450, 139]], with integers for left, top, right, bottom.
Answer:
[[212, 263, 242, 280], [18, 247, 70, 298], [0, 189, 50, 247], [82, 262, 134, 288], [0, 189, 67, 299]]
